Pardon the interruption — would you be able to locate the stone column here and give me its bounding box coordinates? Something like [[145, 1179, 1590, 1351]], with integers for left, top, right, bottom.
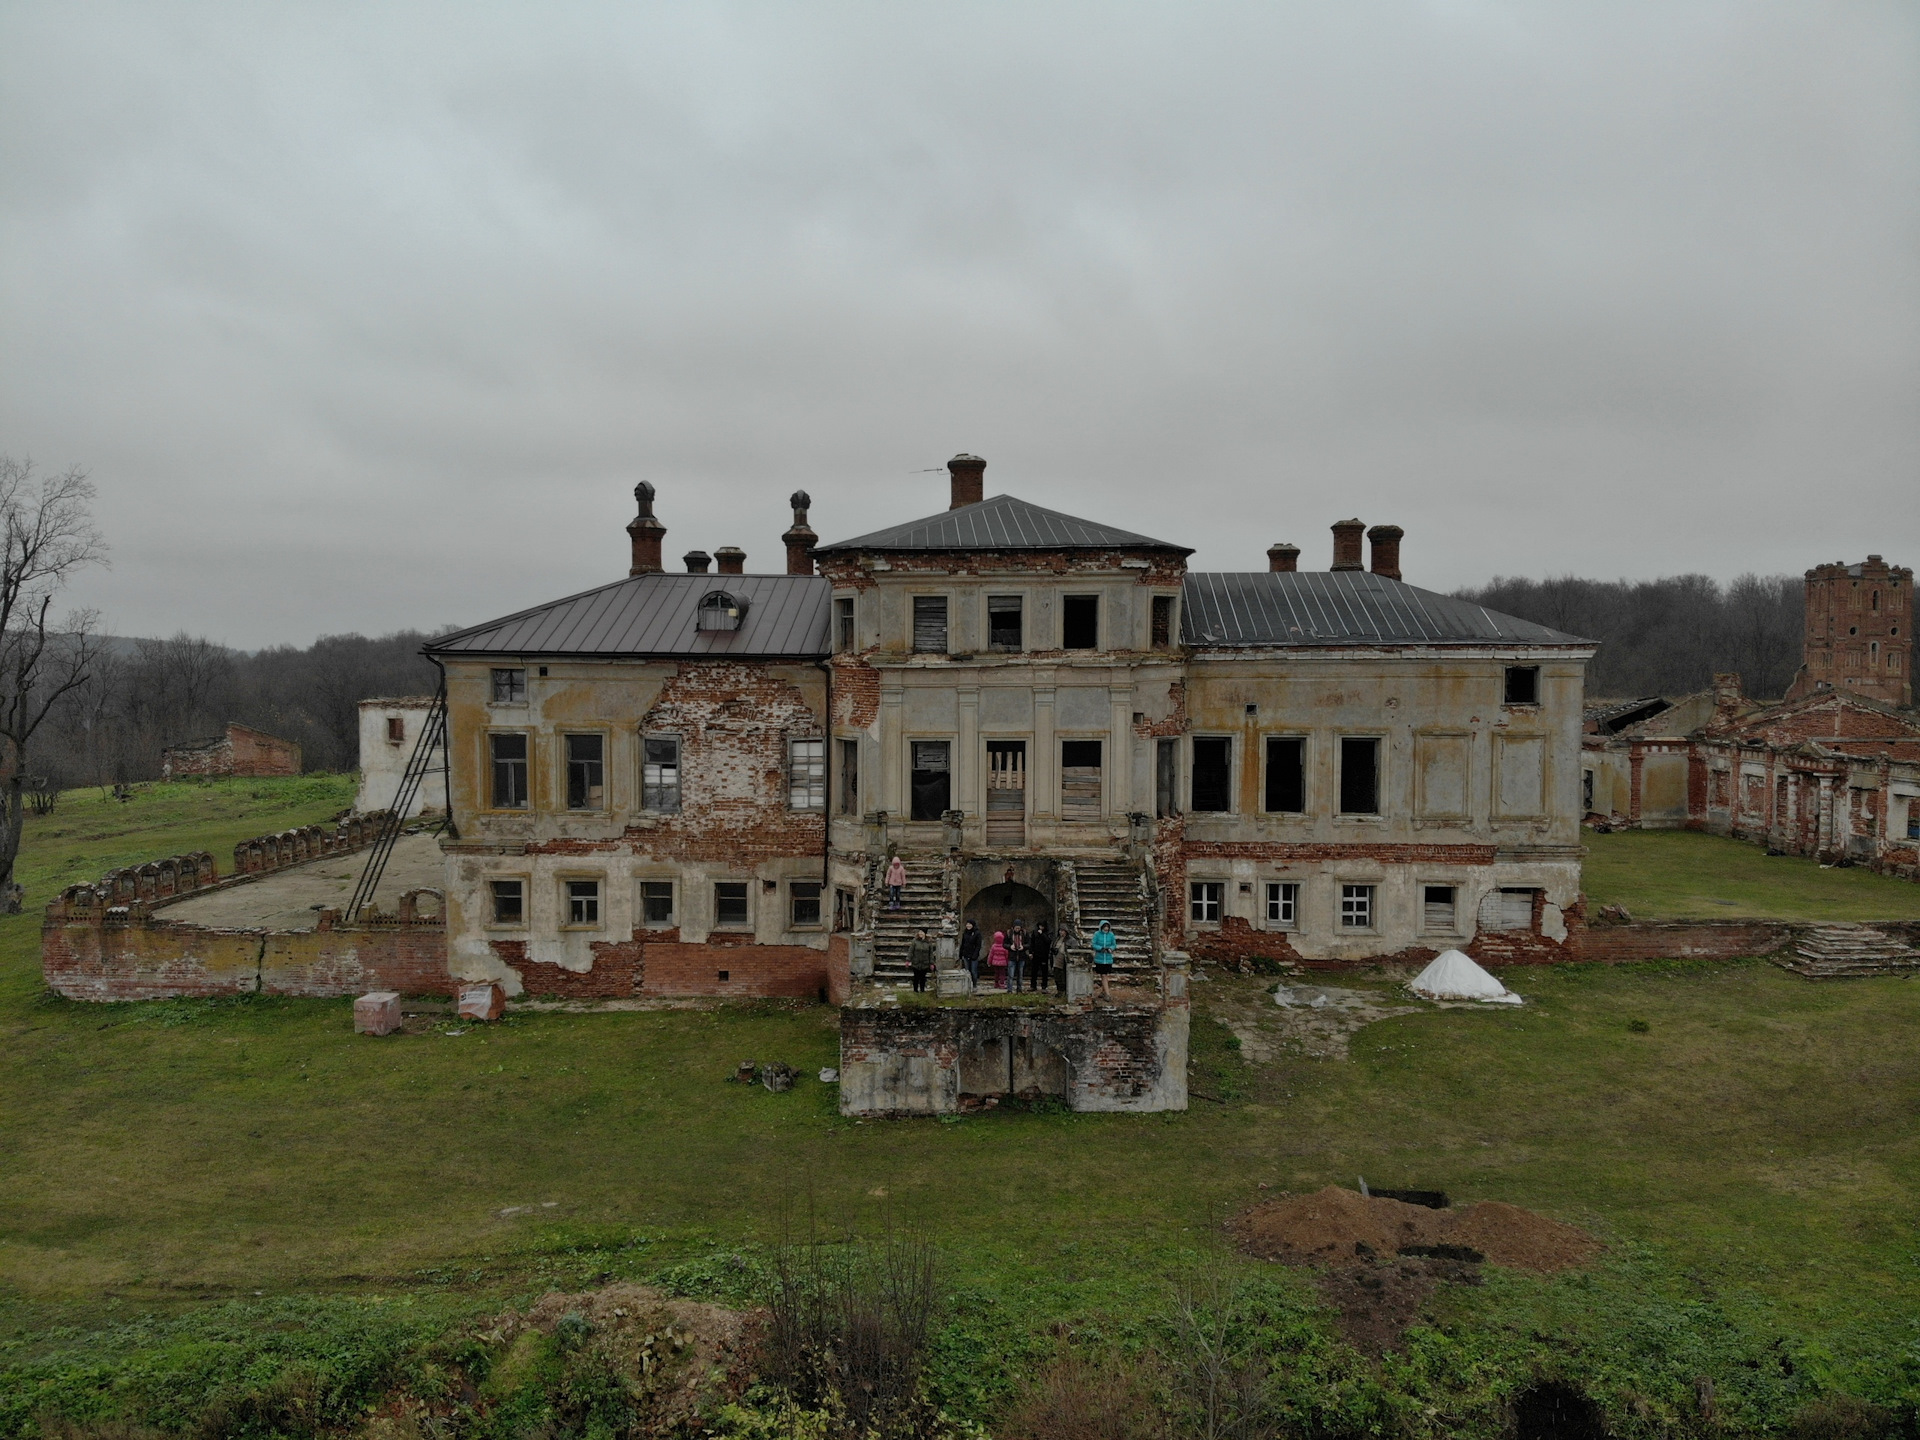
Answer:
[[957, 684, 979, 845], [1032, 683, 1057, 818]]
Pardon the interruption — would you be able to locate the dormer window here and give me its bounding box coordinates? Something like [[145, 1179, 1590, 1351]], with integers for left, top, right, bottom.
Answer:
[[697, 590, 747, 632]]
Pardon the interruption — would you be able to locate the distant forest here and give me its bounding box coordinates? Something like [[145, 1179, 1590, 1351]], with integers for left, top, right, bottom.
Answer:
[[1454, 574, 1804, 701], [32, 630, 444, 789]]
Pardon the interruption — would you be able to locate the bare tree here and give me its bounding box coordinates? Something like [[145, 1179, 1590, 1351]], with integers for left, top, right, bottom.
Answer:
[[0, 456, 106, 909]]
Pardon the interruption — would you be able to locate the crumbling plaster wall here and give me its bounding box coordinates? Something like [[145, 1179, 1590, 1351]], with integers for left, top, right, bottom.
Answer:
[[441, 657, 830, 996]]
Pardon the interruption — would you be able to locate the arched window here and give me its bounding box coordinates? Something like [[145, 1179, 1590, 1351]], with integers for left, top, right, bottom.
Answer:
[[697, 590, 748, 632]]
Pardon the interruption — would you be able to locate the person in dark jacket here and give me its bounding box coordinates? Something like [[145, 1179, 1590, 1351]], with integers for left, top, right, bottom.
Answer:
[[1006, 922, 1027, 992], [958, 921, 983, 985], [1028, 923, 1052, 992], [906, 929, 935, 994]]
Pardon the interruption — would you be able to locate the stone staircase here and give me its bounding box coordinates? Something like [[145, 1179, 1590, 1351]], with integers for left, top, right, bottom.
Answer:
[[1072, 859, 1155, 973], [1776, 924, 1920, 979], [868, 857, 948, 987]]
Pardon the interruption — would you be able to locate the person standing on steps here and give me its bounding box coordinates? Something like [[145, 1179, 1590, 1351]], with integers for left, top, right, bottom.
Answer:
[[988, 930, 1010, 991], [885, 853, 906, 911], [1028, 922, 1052, 993], [959, 920, 982, 986], [1006, 922, 1027, 993], [906, 928, 935, 994], [1091, 920, 1117, 1001]]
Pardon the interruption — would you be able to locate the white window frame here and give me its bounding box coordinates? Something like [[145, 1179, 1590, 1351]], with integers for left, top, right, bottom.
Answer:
[[1339, 883, 1375, 930], [1190, 880, 1224, 925], [788, 737, 827, 811], [563, 877, 603, 929], [642, 734, 681, 812], [1264, 881, 1298, 929]]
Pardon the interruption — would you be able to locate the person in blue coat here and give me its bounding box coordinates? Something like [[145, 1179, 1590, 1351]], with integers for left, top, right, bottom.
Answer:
[[1091, 920, 1117, 1000]]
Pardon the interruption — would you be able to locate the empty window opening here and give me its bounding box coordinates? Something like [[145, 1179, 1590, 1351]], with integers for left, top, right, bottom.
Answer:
[[490, 668, 526, 704], [566, 879, 601, 926], [717, 970, 730, 983], [1190, 881, 1224, 923], [985, 740, 1027, 846], [1191, 737, 1232, 812], [834, 887, 858, 932], [910, 740, 951, 821], [1422, 885, 1457, 932], [834, 595, 856, 650], [565, 734, 605, 810], [837, 738, 859, 815], [1582, 770, 1595, 811], [988, 595, 1023, 651], [714, 881, 750, 927], [489, 733, 529, 810], [1151, 594, 1175, 648], [697, 590, 747, 632], [1063, 594, 1099, 649], [489, 879, 524, 925], [1339, 737, 1380, 815], [788, 738, 826, 811], [790, 881, 823, 927], [1061, 739, 1103, 820], [1504, 666, 1540, 705], [1265, 881, 1298, 928], [1481, 888, 1536, 932], [1155, 738, 1180, 818], [642, 737, 680, 812], [912, 596, 949, 653], [386, 716, 406, 744], [640, 880, 675, 925], [1264, 736, 1305, 813], [1340, 884, 1375, 929]]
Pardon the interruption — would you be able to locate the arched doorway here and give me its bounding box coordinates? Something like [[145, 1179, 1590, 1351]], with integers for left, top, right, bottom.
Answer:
[[964, 881, 1053, 951]]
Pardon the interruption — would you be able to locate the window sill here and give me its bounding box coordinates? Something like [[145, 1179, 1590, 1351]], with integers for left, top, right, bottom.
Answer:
[[1334, 814, 1387, 822], [484, 923, 527, 932], [560, 924, 603, 933]]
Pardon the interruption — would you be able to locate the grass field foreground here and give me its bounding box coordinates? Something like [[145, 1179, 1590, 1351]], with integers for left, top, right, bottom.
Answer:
[[1582, 827, 1920, 922], [3, 782, 1919, 1436]]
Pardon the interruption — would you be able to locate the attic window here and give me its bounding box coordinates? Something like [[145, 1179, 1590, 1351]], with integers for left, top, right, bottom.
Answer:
[[697, 591, 747, 632]]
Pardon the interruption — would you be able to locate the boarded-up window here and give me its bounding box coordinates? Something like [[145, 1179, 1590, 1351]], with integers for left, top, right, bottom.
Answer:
[[386, 716, 406, 744], [912, 596, 948, 653], [1415, 732, 1469, 818], [1191, 737, 1232, 812], [1264, 737, 1304, 812], [1061, 739, 1102, 820], [1422, 885, 1456, 932], [1479, 888, 1535, 932], [1339, 737, 1380, 815], [1151, 595, 1175, 648], [910, 741, 950, 820], [988, 596, 1023, 651], [1494, 735, 1545, 816]]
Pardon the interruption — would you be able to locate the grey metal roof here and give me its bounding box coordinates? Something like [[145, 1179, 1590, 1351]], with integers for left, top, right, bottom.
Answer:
[[426, 574, 832, 659], [817, 494, 1191, 554], [1180, 571, 1591, 648]]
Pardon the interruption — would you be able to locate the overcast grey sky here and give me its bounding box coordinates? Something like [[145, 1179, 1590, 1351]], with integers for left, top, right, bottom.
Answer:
[[2, 3, 1915, 648]]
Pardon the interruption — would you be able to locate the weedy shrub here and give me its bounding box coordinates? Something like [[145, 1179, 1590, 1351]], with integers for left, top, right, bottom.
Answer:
[[995, 1345, 1164, 1440], [765, 1231, 944, 1439]]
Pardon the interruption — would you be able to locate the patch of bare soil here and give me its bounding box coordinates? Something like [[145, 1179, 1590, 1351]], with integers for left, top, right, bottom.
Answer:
[[1229, 1186, 1602, 1352], [1203, 972, 1418, 1061]]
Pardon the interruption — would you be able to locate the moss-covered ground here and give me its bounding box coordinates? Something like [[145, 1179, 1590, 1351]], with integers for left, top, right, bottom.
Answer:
[[3, 782, 1918, 1435]]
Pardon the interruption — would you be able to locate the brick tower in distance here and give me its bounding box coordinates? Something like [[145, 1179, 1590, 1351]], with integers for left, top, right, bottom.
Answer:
[[1787, 555, 1913, 708]]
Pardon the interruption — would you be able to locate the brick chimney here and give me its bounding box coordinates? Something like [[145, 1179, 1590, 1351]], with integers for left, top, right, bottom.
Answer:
[[1366, 524, 1403, 581], [783, 490, 818, 575], [1267, 543, 1299, 573], [948, 453, 986, 509], [1330, 518, 1365, 571], [1711, 672, 1744, 726], [683, 550, 711, 574], [627, 481, 666, 576], [714, 546, 746, 575]]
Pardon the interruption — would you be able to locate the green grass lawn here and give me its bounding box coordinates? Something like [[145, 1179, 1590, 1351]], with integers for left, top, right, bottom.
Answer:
[[1582, 827, 1920, 922], [4, 784, 1920, 1434]]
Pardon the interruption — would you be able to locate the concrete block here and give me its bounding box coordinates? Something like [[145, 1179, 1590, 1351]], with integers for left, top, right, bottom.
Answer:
[[458, 981, 505, 1022], [936, 967, 974, 997], [354, 991, 402, 1035]]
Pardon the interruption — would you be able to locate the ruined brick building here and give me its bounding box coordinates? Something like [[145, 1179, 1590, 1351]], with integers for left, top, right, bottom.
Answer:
[[160, 722, 301, 779], [1581, 554, 1919, 879], [423, 456, 1595, 999]]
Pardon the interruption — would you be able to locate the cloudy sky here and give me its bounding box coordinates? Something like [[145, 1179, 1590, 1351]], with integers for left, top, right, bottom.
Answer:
[[2, 3, 1914, 649]]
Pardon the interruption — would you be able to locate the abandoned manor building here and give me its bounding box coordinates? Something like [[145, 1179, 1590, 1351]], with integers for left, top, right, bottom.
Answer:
[[418, 455, 1596, 1001]]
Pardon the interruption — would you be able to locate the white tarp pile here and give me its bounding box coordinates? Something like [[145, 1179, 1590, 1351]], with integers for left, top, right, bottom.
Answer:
[[1410, 949, 1523, 1005]]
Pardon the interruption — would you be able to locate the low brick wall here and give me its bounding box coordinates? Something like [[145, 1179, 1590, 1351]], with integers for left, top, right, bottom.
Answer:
[[43, 910, 454, 1002], [1572, 921, 1792, 964]]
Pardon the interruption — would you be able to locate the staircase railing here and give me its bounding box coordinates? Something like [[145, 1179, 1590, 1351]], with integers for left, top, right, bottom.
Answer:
[[345, 689, 448, 921]]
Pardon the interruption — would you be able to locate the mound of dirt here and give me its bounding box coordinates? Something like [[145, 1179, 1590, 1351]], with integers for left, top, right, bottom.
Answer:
[[1231, 1186, 1599, 1274]]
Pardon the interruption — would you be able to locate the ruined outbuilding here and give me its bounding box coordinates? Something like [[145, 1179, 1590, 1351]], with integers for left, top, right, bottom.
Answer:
[[160, 722, 301, 779]]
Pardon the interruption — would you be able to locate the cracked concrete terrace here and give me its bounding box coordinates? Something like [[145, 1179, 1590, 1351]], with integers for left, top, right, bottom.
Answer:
[[156, 832, 446, 931]]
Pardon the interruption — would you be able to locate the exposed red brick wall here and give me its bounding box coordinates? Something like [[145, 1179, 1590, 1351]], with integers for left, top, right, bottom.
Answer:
[[1572, 921, 1790, 963], [162, 723, 302, 779], [832, 656, 881, 730], [1132, 679, 1188, 739], [44, 914, 454, 1001], [487, 935, 826, 999]]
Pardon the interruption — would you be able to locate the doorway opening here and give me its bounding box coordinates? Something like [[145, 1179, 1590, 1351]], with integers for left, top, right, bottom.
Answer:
[[986, 741, 1027, 847]]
